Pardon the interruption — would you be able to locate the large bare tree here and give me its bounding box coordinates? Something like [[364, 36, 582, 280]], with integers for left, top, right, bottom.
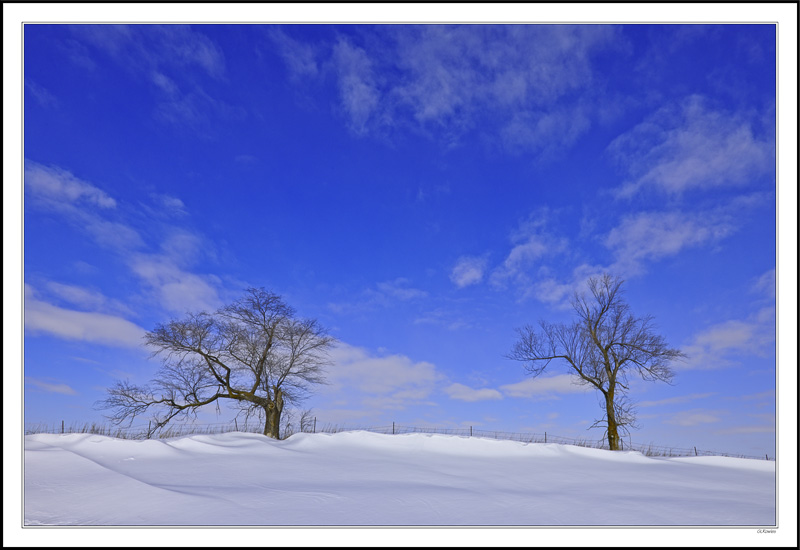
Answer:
[[100, 288, 335, 439], [508, 274, 685, 450]]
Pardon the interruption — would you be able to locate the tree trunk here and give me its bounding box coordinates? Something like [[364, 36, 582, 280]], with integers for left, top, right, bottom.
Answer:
[[264, 388, 284, 439], [605, 391, 621, 451]]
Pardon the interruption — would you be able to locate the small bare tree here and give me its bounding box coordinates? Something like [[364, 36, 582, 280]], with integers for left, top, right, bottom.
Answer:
[[99, 288, 335, 439], [508, 274, 685, 450]]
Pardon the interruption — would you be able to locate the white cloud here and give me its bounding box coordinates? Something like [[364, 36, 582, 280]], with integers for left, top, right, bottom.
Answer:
[[501, 104, 591, 157], [413, 308, 471, 331], [373, 278, 427, 301], [605, 210, 734, 273], [76, 24, 226, 80], [752, 268, 775, 299], [664, 409, 724, 427], [25, 378, 78, 396], [25, 160, 223, 318], [150, 193, 187, 216], [716, 425, 775, 435], [24, 285, 146, 349], [681, 310, 775, 371], [24, 79, 58, 108], [268, 27, 320, 79], [328, 278, 427, 314], [71, 25, 233, 132], [25, 161, 116, 209], [281, 26, 618, 153], [323, 343, 443, 412], [129, 255, 222, 314], [608, 95, 773, 198], [638, 393, 716, 408], [84, 218, 145, 251], [43, 281, 135, 317], [490, 209, 567, 291], [332, 38, 382, 135], [500, 374, 592, 399], [444, 383, 502, 402], [450, 256, 487, 288]]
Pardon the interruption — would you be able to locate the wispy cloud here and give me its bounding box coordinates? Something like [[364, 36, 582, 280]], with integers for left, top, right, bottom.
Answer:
[[43, 281, 136, 318], [69, 25, 233, 132], [24, 285, 146, 349], [128, 255, 222, 315], [73, 24, 225, 80], [322, 343, 444, 412], [332, 38, 383, 136], [715, 425, 775, 435], [328, 278, 427, 314], [268, 27, 320, 79], [638, 393, 716, 408], [413, 308, 471, 331], [664, 409, 725, 426], [751, 268, 775, 300], [605, 210, 735, 274], [275, 25, 619, 153], [608, 95, 773, 198], [24, 79, 58, 108], [681, 312, 775, 371], [490, 209, 568, 292], [444, 382, 502, 402], [25, 161, 116, 210], [148, 193, 188, 217], [25, 378, 79, 396], [450, 255, 488, 288], [25, 160, 224, 317], [500, 374, 592, 399]]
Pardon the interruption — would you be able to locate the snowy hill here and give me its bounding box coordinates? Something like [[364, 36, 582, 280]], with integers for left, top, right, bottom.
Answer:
[[24, 430, 775, 528]]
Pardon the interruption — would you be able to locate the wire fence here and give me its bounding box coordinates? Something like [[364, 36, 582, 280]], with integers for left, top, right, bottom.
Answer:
[[24, 420, 774, 461]]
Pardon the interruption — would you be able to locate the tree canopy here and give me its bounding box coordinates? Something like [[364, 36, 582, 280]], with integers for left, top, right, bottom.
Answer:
[[509, 274, 686, 450], [100, 287, 335, 439]]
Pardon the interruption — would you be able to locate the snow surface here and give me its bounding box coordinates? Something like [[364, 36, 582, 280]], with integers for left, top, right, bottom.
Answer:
[[23, 430, 775, 528]]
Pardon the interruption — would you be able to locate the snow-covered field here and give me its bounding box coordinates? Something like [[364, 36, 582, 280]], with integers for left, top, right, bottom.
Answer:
[[23, 430, 775, 529]]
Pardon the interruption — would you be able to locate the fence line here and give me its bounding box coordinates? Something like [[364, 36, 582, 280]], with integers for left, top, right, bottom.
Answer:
[[23, 420, 773, 461]]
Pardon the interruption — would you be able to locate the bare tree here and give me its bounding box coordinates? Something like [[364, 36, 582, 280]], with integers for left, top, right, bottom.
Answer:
[[99, 288, 335, 439], [508, 274, 685, 450]]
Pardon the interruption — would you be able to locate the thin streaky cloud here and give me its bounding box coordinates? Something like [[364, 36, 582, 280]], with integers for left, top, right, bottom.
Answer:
[[25, 161, 116, 209], [25, 378, 79, 396], [605, 210, 735, 274], [24, 79, 58, 108], [638, 393, 716, 408], [680, 309, 775, 371], [280, 25, 620, 153], [444, 382, 503, 402], [268, 27, 320, 79], [500, 374, 593, 399], [24, 285, 146, 349], [664, 409, 725, 427], [608, 95, 773, 198]]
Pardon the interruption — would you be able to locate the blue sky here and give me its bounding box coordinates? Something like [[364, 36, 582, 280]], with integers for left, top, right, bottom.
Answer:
[[11, 13, 795, 459]]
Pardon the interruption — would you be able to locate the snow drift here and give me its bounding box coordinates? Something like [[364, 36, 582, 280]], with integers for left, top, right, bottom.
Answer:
[[24, 431, 775, 526]]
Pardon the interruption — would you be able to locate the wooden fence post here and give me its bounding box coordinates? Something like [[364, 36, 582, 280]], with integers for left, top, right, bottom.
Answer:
[[313, 417, 316, 433], [392, 422, 395, 435], [470, 426, 472, 437], [61, 420, 64, 434]]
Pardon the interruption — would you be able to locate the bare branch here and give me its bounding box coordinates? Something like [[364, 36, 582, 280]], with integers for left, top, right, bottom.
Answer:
[[98, 287, 336, 439], [509, 274, 686, 450]]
